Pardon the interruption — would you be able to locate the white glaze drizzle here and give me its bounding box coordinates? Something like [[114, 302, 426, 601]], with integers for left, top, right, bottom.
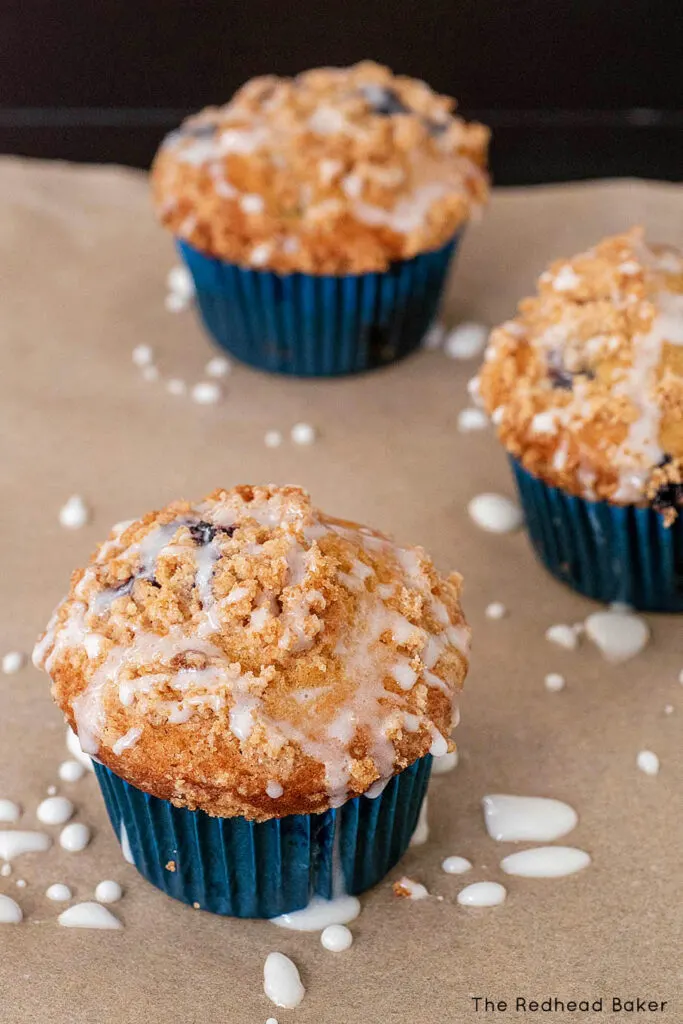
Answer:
[[270, 894, 360, 932], [500, 846, 591, 878], [164, 90, 485, 240], [46, 883, 72, 901], [442, 855, 472, 874], [395, 876, 429, 900], [535, 261, 683, 501], [37, 796, 74, 826], [65, 726, 94, 771], [0, 894, 23, 923], [545, 623, 580, 651], [457, 881, 506, 907], [263, 952, 305, 1009], [0, 800, 21, 824], [409, 796, 429, 846], [320, 923, 353, 951], [467, 494, 523, 533], [35, 495, 467, 808], [58, 902, 122, 930], [482, 795, 578, 842], [120, 823, 135, 864], [611, 291, 683, 501], [95, 880, 123, 903], [636, 750, 660, 776], [431, 749, 459, 775], [112, 727, 143, 755], [584, 606, 650, 663], [59, 823, 91, 852], [58, 759, 86, 783], [0, 831, 51, 861]]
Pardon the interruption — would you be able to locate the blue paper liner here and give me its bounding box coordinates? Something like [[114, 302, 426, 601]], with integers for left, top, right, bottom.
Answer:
[[510, 457, 683, 612], [94, 755, 431, 918], [177, 235, 461, 377]]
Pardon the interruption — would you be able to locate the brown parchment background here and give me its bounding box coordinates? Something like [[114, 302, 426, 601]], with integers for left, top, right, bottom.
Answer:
[[0, 158, 681, 1024]]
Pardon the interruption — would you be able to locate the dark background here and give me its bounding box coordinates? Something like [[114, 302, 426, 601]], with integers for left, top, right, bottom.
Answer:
[[1, 1, 681, 184]]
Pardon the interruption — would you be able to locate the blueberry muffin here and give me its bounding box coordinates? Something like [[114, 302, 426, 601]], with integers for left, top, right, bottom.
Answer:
[[478, 228, 683, 610], [151, 62, 490, 375], [34, 485, 470, 915]]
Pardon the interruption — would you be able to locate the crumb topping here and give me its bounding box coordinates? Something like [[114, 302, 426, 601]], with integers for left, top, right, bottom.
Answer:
[[34, 486, 469, 820], [151, 62, 489, 274], [479, 229, 683, 515]]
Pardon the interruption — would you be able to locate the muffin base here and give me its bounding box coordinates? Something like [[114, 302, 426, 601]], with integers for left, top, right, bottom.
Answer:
[[511, 457, 683, 612], [94, 755, 431, 917], [177, 236, 460, 377]]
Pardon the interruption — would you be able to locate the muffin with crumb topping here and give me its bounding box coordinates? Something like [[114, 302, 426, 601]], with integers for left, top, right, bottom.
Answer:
[[152, 61, 489, 376], [478, 228, 683, 610], [34, 485, 469, 916]]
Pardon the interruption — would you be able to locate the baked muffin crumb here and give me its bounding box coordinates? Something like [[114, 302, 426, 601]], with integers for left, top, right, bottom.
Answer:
[[152, 62, 489, 274], [34, 486, 469, 820], [479, 228, 683, 513]]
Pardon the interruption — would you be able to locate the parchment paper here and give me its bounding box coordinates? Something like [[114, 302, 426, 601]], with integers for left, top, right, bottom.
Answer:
[[1, 158, 681, 1024]]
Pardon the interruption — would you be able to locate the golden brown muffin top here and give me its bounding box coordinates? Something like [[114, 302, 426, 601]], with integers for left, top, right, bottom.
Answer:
[[151, 62, 489, 274], [478, 229, 683, 520], [34, 486, 469, 820]]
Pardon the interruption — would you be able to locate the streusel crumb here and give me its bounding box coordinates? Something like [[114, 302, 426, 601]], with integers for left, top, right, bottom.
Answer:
[[479, 228, 683, 515], [34, 486, 469, 820], [151, 62, 489, 274]]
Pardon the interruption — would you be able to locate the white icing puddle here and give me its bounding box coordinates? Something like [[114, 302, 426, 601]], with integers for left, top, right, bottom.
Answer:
[[429, 731, 448, 757], [544, 672, 566, 693], [0, 830, 51, 861], [320, 923, 353, 951], [442, 856, 472, 875], [410, 797, 429, 846], [263, 952, 305, 1009], [58, 902, 122, 930], [2, 651, 26, 674], [58, 760, 86, 783], [59, 495, 91, 529], [66, 727, 94, 772], [270, 895, 360, 932], [457, 882, 506, 907], [444, 322, 488, 360], [46, 883, 72, 902], [485, 602, 507, 620], [545, 623, 580, 650], [584, 607, 650, 663], [132, 342, 154, 367], [291, 422, 317, 446], [458, 407, 488, 433], [500, 847, 591, 878], [120, 823, 135, 864], [468, 494, 523, 533], [431, 749, 458, 775], [60, 823, 91, 852], [482, 795, 578, 842], [37, 796, 74, 826], [395, 876, 429, 900], [0, 894, 23, 923], [637, 750, 660, 776], [0, 800, 21, 824], [95, 880, 123, 904]]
